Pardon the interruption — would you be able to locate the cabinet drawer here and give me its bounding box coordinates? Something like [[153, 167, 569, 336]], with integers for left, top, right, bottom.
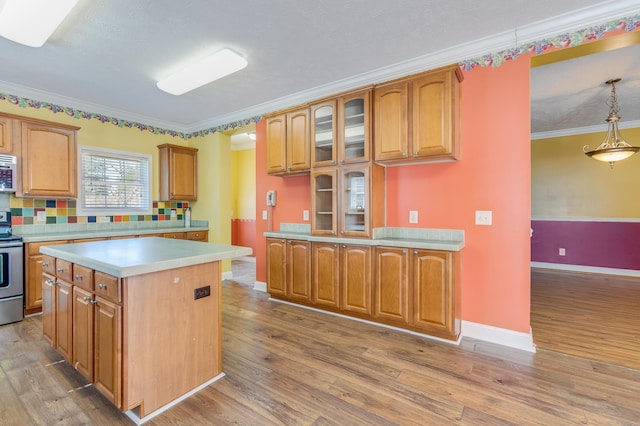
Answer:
[[73, 264, 94, 291], [186, 231, 208, 242], [163, 232, 186, 240], [94, 271, 120, 303], [41, 255, 56, 275], [55, 259, 73, 282], [28, 240, 68, 256]]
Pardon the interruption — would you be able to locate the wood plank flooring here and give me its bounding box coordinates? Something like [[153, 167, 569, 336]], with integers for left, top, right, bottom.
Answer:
[[531, 268, 640, 371], [0, 267, 639, 425]]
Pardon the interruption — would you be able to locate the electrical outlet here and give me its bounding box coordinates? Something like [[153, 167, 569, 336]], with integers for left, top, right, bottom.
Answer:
[[303, 210, 309, 221], [170, 209, 177, 219], [37, 211, 46, 222], [98, 216, 110, 223], [409, 210, 418, 224], [559, 248, 566, 256], [475, 210, 492, 226], [262, 210, 268, 220]]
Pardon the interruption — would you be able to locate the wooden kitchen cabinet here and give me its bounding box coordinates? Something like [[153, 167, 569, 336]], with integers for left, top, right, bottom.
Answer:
[[311, 169, 337, 236], [18, 119, 79, 198], [374, 65, 463, 165], [158, 144, 198, 201], [186, 230, 208, 242], [25, 241, 68, 315], [55, 279, 74, 361], [266, 107, 311, 175], [0, 115, 12, 153], [266, 238, 287, 296], [163, 232, 186, 240], [42, 272, 57, 346], [72, 286, 94, 381], [374, 247, 410, 324], [374, 246, 460, 339], [310, 88, 372, 168], [94, 296, 122, 408], [266, 238, 311, 302], [312, 242, 340, 308], [311, 242, 371, 315]]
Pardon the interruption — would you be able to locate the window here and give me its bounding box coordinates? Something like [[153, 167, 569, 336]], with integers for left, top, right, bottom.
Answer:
[[77, 145, 152, 216]]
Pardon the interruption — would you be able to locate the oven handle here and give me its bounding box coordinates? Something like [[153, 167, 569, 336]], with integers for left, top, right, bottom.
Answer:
[[0, 295, 22, 302]]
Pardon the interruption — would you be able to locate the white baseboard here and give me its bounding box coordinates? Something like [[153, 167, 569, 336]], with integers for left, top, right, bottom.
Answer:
[[531, 261, 640, 277], [462, 321, 536, 353], [253, 281, 266, 292]]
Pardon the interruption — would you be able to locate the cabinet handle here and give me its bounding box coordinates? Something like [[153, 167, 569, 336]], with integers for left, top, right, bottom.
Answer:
[[75, 274, 83, 280], [287, 240, 291, 244], [402, 249, 407, 254], [288, 166, 292, 170], [414, 250, 418, 255], [281, 167, 285, 171], [82, 296, 90, 302], [342, 245, 346, 249], [340, 231, 344, 234], [46, 278, 54, 285], [172, 236, 177, 239], [340, 159, 344, 164], [98, 283, 106, 289], [57, 268, 64, 273], [280, 239, 285, 243], [413, 151, 418, 155], [42, 262, 48, 267], [331, 160, 335, 165], [333, 244, 337, 248], [401, 152, 407, 157], [24, 191, 29, 194], [90, 300, 98, 305]]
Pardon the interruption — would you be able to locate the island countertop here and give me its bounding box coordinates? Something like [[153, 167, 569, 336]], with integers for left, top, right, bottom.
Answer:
[[40, 237, 252, 278]]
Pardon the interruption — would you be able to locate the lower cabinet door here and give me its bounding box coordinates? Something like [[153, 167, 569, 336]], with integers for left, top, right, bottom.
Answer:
[[94, 297, 122, 409], [287, 240, 311, 302], [56, 280, 73, 361], [374, 247, 410, 323], [42, 273, 57, 347], [341, 245, 372, 315], [266, 238, 287, 296], [72, 286, 94, 381], [412, 249, 454, 334], [312, 243, 339, 308]]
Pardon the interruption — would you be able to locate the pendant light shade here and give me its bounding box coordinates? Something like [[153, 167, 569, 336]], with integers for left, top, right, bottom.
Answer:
[[583, 78, 640, 168]]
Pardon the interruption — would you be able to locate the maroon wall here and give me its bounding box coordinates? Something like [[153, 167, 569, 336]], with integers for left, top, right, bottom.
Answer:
[[531, 220, 640, 270]]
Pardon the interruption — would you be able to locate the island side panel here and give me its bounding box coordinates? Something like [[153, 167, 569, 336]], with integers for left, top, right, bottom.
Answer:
[[121, 261, 221, 416]]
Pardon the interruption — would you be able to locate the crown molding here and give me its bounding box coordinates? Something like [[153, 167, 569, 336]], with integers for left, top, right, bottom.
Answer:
[[531, 119, 640, 140]]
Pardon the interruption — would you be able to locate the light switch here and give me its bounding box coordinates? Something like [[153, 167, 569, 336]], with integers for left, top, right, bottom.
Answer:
[[37, 211, 46, 222], [262, 210, 268, 220], [409, 210, 418, 224], [303, 210, 309, 221]]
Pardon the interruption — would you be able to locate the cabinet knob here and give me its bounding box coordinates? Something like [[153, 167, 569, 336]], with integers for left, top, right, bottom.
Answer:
[[413, 151, 418, 155], [402, 249, 407, 254], [331, 160, 335, 164], [82, 296, 90, 302], [340, 160, 344, 164], [57, 268, 64, 273], [342, 245, 346, 249], [401, 152, 407, 157], [98, 283, 106, 289], [288, 166, 292, 170], [172, 236, 177, 239], [90, 300, 98, 305], [42, 262, 48, 267], [414, 250, 418, 255], [281, 167, 285, 171], [287, 240, 291, 244], [333, 244, 337, 248], [24, 191, 29, 194], [75, 274, 83, 280]]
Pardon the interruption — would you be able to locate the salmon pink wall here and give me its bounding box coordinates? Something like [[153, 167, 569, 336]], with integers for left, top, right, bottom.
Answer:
[[255, 119, 311, 282], [255, 58, 532, 333], [386, 58, 532, 332]]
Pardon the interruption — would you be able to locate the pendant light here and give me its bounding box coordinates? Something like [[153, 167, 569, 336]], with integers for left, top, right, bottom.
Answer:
[[583, 78, 640, 168]]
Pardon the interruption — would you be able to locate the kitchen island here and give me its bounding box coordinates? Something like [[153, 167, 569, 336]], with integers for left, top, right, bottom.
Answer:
[[40, 237, 251, 424]]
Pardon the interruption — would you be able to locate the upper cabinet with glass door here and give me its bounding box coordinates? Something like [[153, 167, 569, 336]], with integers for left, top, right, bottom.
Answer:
[[311, 89, 372, 168]]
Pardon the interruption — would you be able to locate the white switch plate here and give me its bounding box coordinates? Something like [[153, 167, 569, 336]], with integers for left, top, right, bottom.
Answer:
[[37, 211, 46, 221], [262, 210, 268, 220], [409, 210, 418, 224], [559, 248, 566, 256], [170, 209, 177, 219], [475, 210, 492, 226], [303, 210, 309, 221], [98, 216, 110, 223]]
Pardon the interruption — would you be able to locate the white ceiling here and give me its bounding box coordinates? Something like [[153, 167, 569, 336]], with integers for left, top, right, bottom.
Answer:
[[0, 0, 639, 136]]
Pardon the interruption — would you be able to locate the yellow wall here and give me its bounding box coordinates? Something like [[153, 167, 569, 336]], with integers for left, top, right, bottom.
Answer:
[[0, 103, 233, 271], [230, 148, 256, 219], [531, 127, 640, 218]]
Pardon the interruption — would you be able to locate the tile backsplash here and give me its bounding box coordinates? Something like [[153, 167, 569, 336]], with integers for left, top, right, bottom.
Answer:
[[2, 194, 193, 235]]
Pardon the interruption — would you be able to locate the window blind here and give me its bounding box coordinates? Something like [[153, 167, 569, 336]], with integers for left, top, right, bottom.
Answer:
[[79, 147, 151, 214]]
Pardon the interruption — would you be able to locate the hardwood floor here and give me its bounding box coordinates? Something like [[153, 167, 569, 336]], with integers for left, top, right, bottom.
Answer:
[[1, 268, 639, 425], [531, 268, 640, 371]]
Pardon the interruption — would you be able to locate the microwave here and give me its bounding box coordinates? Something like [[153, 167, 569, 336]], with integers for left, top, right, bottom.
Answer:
[[0, 155, 16, 192]]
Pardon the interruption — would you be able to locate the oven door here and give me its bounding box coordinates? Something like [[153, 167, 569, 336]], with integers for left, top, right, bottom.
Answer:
[[0, 244, 24, 298]]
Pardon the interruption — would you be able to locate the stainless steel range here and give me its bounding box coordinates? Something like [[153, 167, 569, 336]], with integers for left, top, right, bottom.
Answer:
[[0, 212, 23, 326]]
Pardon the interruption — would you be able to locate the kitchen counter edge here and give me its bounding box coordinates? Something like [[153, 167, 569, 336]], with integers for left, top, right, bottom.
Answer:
[[19, 226, 209, 243]]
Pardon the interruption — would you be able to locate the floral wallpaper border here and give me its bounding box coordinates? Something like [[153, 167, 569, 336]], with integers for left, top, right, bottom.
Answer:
[[0, 14, 639, 139], [460, 14, 640, 71]]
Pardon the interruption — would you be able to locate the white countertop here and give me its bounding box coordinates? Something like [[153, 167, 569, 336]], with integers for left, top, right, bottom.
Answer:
[[40, 237, 252, 278], [19, 226, 209, 243]]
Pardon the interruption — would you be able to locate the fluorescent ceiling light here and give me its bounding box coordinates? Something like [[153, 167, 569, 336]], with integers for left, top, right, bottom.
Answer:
[[157, 48, 248, 96], [0, 0, 79, 47]]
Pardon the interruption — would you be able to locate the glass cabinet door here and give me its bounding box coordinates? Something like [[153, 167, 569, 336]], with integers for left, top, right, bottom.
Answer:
[[341, 166, 369, 237], [339, 90, 370, 164], [311, 169, 337, 235], [311, 101, 336, 167]]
